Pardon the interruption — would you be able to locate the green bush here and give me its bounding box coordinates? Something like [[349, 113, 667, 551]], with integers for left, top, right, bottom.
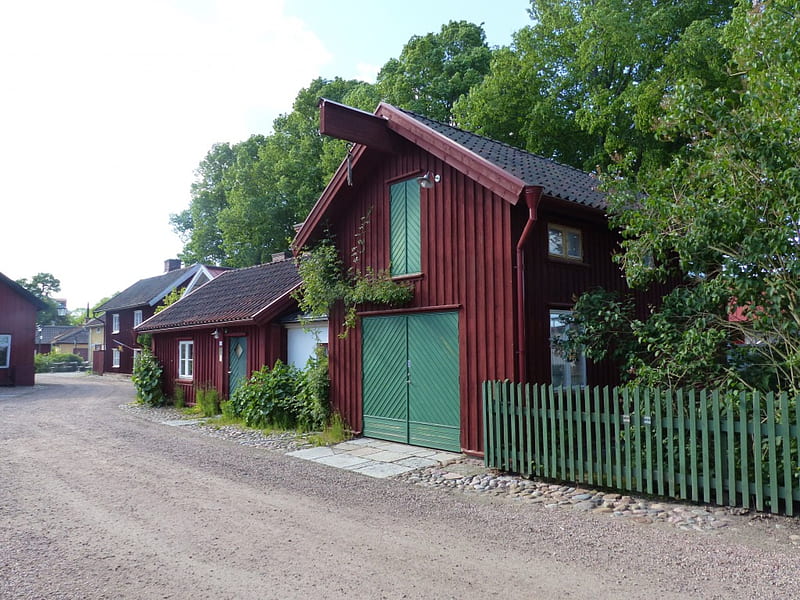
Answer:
[[230, 360, 301, 429], [295, 346, 330, 431], [35, 352, 85, 373], [131, 348, 165, 406], [196, 386, 221, 417], [173, 386, 185, 409]]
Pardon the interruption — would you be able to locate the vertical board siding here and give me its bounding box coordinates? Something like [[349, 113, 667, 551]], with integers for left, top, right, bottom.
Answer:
[[151, 324, 287, 405], [484, 382, 800, 515], [325, 144, 515, 453], [0, 282, 39, 386]]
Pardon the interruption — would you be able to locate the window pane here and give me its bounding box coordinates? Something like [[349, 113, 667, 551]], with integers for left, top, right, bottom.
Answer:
[[567, 231, 582, 259], [0, 334, 10, 368], [550, 310, 586, 387], [548, 227, 563, 255]]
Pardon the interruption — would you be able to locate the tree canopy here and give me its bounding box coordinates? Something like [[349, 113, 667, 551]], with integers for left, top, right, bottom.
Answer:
[[16, 272, 69, 327], [562, 0, 800, 393], [454, 0, 736, 171]]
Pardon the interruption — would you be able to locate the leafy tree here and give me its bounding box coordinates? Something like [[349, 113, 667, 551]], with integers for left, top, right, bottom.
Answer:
[[377, 20, 493, 123], [455, 0, 736, 170], [16, 272, 69, 326], [565, 0, 800, 393]]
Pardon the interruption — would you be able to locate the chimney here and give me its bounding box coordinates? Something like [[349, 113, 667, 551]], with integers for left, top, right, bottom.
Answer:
[[164, 259, 181, 273], [271, 251, 292, 263]]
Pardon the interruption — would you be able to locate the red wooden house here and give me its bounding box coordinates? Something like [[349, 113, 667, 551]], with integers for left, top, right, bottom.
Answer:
[[0, 272, 48, 386], [94, 261, 222, 375], [294, 100, 656, 456], [135, 258, 318, 404]]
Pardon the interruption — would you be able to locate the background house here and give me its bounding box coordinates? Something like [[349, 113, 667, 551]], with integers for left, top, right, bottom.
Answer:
[[136, 256, 323, 404], [94, 260, 219, 375], [294, 100, 667, 455], [85, 316, 105, 369], [0, 271, 48, 386], [50, 326, 89, 360], [34, 325, 79, 355]]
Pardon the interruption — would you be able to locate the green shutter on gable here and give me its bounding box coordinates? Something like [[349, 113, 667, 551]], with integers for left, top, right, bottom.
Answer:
[[390, 179, 421, 276]]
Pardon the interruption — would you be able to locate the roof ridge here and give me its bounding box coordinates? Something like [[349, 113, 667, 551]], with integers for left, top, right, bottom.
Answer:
[[394, 106, 598, 178]]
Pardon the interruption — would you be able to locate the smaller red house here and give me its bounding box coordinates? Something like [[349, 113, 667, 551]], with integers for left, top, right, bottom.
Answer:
[[136, 257, 322, 404], [0, 272, 48, 386]]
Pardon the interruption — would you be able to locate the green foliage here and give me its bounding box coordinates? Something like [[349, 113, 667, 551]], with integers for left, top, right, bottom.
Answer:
[[35, 352, 83, 373], [195, 387, 221, 417], [228, 356, 330, 431], [577, 0, 800, 394], [377, 20, 492, 122], [131, 348, 165, 407], [454, 0, 736, 170], [17, 272, 70, 326], [155, 288, 183, 314], [294, 239, 414, 337], [173, 385, 185, 409], [308, 412, 351, 447]]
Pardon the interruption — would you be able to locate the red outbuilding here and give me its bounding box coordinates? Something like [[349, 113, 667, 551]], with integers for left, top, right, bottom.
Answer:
[[0, 272, 48, 386], [294, 100, 663, 455]]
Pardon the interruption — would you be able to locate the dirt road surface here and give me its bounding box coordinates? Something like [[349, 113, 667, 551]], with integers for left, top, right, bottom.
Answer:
[[1, 374, 798, 599]]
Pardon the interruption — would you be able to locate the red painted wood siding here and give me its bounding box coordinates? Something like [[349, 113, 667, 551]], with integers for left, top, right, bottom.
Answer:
[[105, 305, 158, 374], [151, 324, 286, 404], [0, 282, 39, 386], [324, 142, 516, 454]]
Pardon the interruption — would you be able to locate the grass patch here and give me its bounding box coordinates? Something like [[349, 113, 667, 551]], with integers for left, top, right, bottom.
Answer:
[[308, 413, 351, 446]]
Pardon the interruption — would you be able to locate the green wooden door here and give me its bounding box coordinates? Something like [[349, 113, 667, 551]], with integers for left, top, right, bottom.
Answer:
[[362, 316, 408, 443], [228, 337, 247, 396], [362, 312, 460, 451], [408, 312, 460, 450]]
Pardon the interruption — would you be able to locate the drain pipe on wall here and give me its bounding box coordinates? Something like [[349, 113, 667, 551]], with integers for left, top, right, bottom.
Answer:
[[515, 186, 543, 383]]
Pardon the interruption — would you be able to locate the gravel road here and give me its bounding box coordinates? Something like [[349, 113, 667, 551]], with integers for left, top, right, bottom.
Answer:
[[1, 374, 798, 599]]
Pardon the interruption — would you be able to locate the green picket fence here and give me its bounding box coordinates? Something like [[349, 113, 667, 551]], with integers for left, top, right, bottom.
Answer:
[[483, 381, 800, 515]]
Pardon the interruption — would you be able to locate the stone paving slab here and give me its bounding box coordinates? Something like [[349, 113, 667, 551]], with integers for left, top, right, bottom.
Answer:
[[315, 454, 371, 469], [161, 419, 208, 427], [352, 462, 415, 478], [367, 450, 410, 463], [345, 447, 384, 457], [396, 457, 439, 469], [287, 447, 336, 460]]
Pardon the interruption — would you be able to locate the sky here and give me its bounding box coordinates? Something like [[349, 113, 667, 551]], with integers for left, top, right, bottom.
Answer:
[[1, 0, 531, 313]]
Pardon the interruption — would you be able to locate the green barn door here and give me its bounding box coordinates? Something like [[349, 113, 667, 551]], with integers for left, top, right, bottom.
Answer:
[[408, 312, 460, 451], [362, 312, 460, 452], [228, 337, 247, 396]]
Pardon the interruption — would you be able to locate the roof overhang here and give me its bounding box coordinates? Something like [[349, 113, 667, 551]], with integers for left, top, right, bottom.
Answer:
[[294, 100, 526, 250]]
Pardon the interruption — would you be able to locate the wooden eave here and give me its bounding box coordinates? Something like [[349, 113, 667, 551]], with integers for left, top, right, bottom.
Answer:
[[376, 103, 526, 205], [295, 100, 527, 250]]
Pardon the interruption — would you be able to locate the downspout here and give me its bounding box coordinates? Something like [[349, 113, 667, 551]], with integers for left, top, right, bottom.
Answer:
[[515, 186, 543, 383]]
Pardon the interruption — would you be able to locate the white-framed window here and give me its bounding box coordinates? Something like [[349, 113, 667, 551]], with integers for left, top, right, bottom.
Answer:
[[133, 348, 142, 365], [548, 224, 583, 261], [549, 310, 586, 388], [178, 340, 193, 379], [133, 310, 143, 327], [112, 348, 121, 368], [0, 334, 11, 368], [112, 313, 120, 333]]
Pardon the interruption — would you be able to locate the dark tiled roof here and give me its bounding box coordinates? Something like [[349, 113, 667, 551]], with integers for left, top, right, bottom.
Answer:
[[95, 265, 200, 312], [137, 260, 300, 331], [401, 109, 606, 210], [51, 326, 88, 345], [37, 325, 78, 344]]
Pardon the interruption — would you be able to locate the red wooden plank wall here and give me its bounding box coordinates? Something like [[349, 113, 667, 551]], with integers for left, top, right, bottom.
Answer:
[[0, 283, 38, 386], [151, 324, 286, 405], [325, 142, 516, 454]]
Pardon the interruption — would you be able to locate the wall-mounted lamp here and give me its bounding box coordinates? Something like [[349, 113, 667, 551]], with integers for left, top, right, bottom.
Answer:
[[212, 329, 220, 340], [417, 171, 440, 189]]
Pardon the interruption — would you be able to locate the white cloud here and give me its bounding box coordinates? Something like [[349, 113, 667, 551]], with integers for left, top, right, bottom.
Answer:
[[0, 0, 331, 306], [355, 62, 381, 84]]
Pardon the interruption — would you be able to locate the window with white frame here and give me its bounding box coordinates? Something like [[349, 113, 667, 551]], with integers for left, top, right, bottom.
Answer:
[[133, 310, 143, 327], [178, 340, 194, 379], [549, 310, 586, 388], [112, 313, 120, 333], [548, 224, 583, 261], [133, 348, 142, 365], [112, 348, 121, 368], [0, 334, 11, 368]]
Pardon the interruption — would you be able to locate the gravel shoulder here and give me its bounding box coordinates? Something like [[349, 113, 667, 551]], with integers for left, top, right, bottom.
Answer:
[[1, 374, 798, 599]]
